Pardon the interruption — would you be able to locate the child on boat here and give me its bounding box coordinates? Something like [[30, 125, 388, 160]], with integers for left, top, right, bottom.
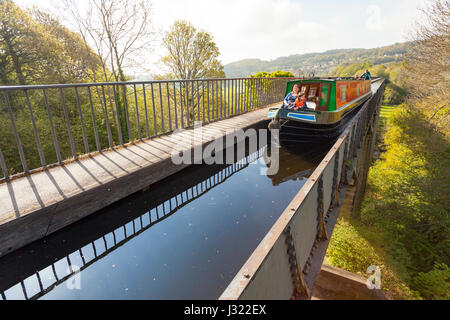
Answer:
[[295, 94, 308, 110]]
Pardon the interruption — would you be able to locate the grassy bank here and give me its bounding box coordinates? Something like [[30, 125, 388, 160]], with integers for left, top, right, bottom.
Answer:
[[378, 105, 397, 131], [325, 105, 450, 300]]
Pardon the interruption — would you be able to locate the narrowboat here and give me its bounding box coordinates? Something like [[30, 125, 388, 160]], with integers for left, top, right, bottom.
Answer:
[[268, 78, 372, 145]]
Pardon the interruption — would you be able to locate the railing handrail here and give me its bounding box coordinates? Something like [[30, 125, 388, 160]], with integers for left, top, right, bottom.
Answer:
[[0, 77, 303, 91], [0, 76, 380, 91]]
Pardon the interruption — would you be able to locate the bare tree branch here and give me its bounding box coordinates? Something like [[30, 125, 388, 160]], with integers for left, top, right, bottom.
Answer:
[[57, 0, 156, 81]]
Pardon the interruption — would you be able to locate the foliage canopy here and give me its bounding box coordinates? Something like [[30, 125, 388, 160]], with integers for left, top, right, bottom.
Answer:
[[160, 20, 225, 80], [0, 0, 101, 85]]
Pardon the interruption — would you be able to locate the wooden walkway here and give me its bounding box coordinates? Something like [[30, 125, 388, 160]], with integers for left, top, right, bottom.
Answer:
[[0, 104, 277, 257]]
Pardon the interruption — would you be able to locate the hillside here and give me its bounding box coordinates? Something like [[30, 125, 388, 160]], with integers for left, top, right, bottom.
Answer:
[[224, 42, 412, 78]]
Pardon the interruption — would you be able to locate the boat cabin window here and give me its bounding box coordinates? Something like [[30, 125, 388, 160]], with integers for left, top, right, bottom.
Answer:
[[300, 84, 320, 104], [357, 84, 360, 96], [300, 85, 307, 95], [340, 85, 347, 102]]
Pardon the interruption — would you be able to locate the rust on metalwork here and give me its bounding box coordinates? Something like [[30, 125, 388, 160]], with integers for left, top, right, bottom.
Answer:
[[284, 226, 310, 299], [332, 151, 340, 208], [317, 176, 328, 241]]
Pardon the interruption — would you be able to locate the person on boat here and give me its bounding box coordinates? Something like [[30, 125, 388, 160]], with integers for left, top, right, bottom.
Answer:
[[295, 93, 308, 110], [283, 83, 300, 109], [360, 70, 371, 80]]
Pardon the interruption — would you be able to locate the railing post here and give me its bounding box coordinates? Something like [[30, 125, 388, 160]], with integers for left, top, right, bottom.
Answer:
[[221, 79, 225, 118], [215, 80, 220, 119], [166, 82, 173, 132], [158, 82, 165, 133], [172, 82, 178, 129], [74, 87, 89, 154], [24, 89, 46, 166], [101, 86, 113, 147], [150, 82, 158, 135], [185, 81, 190, 125], [134, 84, 142, 140], [178, 82, 184, 129], [196, 81, 201, 122], [59, 88, 77, 158], [142, 84, 151, 137], [87, 87, 101, 151], [4, 92, 28, 173], [201, 81, 205, 123], [206, 81, 210, 122], [191, 80, 195, 123], [231, 79, 234, 115], [0, 149, 9, 179], [239, 79, 243, 113]]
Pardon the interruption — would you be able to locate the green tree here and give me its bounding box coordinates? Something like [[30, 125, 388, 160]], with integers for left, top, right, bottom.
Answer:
[[404, 0, 449, 132], [161, 20, 225, 80], [0, 1, 110, 176], [159, 20, 225, 126], [250, 70, 294, 78], [0, 0, 58, 85], [31, 9, 101, 83], [0, 0, 102, 85]]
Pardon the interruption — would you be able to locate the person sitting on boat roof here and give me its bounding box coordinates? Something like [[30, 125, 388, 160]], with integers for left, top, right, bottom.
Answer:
[[283, 83, 300, 109], [360, 70, 371, 80]]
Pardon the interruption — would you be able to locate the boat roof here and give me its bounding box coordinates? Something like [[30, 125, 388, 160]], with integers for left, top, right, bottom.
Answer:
[[287, 77, 362, 83]]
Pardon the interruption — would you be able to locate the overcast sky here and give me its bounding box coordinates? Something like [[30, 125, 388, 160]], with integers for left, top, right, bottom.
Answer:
[[17, 0, 428, 74]]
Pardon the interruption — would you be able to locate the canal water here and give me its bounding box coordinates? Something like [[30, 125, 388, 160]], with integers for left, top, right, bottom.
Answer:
[[0, 138, 332, 300]]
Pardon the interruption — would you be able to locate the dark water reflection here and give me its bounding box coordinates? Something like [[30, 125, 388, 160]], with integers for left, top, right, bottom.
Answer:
[[0, 139, 332, 300]]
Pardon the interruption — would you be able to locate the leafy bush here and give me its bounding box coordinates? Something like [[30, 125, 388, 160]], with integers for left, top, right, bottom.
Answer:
[[360, 107, 450, 299], [327, 106, 449, 299], [327, 218, 417, 299], [413, 263, 450, 299], [327, 219, 382, 273], [383, 83, 407, 105]]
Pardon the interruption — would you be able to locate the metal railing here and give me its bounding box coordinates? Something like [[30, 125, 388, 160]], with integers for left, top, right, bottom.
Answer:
[[0, 77, 293, 180], [220, 79, 385, 300], [0, 144, 266, 300]]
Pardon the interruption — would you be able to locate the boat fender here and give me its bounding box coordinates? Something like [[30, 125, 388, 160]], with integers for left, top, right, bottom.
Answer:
[[268, 119, 281, 130]]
